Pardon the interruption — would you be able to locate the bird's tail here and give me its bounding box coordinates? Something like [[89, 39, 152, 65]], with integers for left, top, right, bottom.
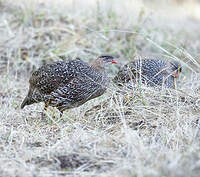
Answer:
[[21, 96, 31, 109], [21, 87, 37, 109]]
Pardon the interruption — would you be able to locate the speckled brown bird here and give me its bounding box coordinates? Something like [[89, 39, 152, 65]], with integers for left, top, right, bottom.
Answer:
[[21, 55, 117, 117], [113, 59, 182, 89]]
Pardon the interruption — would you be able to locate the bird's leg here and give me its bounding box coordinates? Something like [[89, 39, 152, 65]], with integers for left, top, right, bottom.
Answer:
[[44, 104, 48, 111], [41, 104, 48, 119], [59, 111, 63, 118]]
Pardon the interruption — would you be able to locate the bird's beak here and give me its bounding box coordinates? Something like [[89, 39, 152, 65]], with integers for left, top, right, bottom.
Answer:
[[111, 59, 117, 64], [174, 71, 179, 78]]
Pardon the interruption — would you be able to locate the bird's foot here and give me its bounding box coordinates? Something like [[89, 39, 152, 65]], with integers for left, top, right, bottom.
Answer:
[[41, 111, 47, 120]]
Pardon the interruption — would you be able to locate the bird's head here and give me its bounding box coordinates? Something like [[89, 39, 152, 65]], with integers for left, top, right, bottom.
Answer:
[[98, 55, 117, 64], [169, 61, 182, 78], [90, 55, 117, 70]]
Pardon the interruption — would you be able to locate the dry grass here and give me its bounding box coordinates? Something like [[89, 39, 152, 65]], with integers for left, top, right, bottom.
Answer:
[[1, 0, 200, 176]]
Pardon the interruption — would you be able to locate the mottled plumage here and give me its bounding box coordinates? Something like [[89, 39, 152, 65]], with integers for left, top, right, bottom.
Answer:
[[21, 55, 117, 116], [113, 59, 182, 88]]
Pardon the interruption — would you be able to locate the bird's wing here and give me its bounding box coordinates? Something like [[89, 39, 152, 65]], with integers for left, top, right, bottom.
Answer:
[[29, 60, 87, 95], [45, 73, 104, 110], [117, 61, 147, 82]]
